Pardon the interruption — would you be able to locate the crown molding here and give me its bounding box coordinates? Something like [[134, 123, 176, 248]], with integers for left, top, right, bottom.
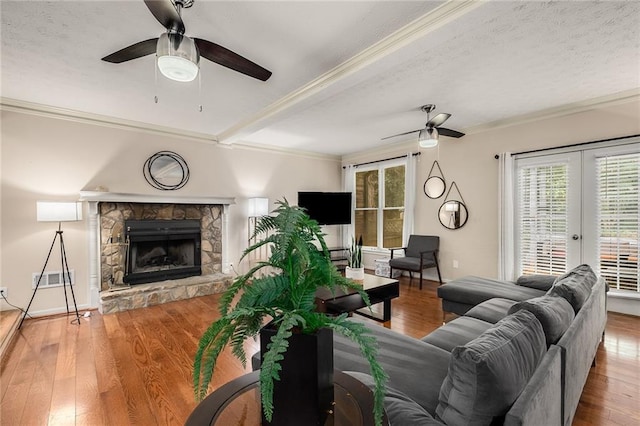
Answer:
[[216, 0, 482, 144], [465, 89, 640, 135], [231, 140, 341, 163], [0, 97, 220, 144], [0, 97, 339, 162]]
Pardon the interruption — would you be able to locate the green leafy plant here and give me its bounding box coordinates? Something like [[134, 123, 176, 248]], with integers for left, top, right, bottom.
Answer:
[[348, 235, 364, 268], [193, 199, 387, 425]]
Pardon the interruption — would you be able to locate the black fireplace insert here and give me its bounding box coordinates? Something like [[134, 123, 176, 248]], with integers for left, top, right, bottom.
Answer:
[[124, 219, 202, 285]]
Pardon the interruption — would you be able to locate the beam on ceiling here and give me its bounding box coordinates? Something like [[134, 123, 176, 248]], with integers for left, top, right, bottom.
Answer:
[[216, 0, 483, 145]]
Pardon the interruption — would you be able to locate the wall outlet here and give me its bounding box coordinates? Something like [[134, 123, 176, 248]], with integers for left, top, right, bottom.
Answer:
[[453, 260, 459, 269], [0, 287, 7, 298]]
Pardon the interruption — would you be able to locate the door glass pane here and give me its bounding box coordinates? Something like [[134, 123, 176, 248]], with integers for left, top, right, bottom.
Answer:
[[383, 209, 404, 248], [356, 170, 378, 208], [384, 165, 405, 208], [518, 163, 568, 275], [355, 210, 377, 247], [597, 153, 639, 292]]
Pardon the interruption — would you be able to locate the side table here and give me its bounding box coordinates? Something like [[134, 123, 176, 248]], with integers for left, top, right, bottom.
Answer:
[[186, 370, 388, 425]]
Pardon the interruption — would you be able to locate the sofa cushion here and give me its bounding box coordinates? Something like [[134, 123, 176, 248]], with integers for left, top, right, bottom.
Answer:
[[437, 276, 546, 310], [547, 264, 598, 313], [508, 295, 575, 345], [421, 317, 493, 352], [345, 371, 446, 425], [464, 298, 517, 323], [333, 317, 451, 415], [435, 310, 546, 426], [516, 274, 557, 291]]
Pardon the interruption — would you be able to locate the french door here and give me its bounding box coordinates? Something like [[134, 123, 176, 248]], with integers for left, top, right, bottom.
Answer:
[[515, 152, 582, 276], [515, 139, 640, 294]]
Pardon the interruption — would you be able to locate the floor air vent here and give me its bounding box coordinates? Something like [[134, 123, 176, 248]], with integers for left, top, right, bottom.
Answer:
[[32, 270, 75, 289]]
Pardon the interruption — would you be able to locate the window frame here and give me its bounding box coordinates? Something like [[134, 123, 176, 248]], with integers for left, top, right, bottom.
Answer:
[[353, 158, 407, 250]]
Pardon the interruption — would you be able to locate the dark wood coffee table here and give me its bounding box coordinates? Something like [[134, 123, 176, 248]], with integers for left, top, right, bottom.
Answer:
[[316, 274, 400, 322], [185, 370, 388, 425]]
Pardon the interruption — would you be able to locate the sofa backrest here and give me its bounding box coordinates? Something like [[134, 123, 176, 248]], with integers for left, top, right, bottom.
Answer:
[[504, 345, 563, 426], [554, 276, 607, 425]]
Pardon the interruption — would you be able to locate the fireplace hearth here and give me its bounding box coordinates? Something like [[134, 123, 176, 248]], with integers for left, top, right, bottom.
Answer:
[[125, 219, 202, 285]]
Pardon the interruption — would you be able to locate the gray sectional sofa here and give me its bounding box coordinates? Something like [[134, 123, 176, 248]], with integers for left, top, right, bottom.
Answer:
[[332, 264, 607, 425]]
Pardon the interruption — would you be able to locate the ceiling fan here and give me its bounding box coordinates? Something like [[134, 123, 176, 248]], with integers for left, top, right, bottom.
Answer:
[[101, 0, 271, 83], [382, 104, 465, 148]]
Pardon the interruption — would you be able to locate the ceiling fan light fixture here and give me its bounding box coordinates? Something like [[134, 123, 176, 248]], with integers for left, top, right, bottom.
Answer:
[[156, 33, 200, 82], [418, 127, 439, 148]]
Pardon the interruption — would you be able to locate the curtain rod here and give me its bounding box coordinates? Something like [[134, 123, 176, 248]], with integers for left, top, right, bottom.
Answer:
[[343, 152, 421, 169], [494, 134, 640, 159]]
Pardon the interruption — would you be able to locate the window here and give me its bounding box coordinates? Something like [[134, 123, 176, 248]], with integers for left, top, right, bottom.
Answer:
[[354, 161, 406, 249], [596, 153, 639, 292], [516, 160, 570, 276]]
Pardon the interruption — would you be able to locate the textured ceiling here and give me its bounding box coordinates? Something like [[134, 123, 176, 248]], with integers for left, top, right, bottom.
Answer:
[[2, 1, 639, 156]]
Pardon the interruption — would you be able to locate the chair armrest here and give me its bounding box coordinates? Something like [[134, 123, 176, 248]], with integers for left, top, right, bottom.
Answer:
[[419, 249, 438, 258], [389, 246, 407, 259]]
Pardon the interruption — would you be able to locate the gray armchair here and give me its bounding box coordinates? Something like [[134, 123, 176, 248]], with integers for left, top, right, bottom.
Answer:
[[389, 235, 442, 289]]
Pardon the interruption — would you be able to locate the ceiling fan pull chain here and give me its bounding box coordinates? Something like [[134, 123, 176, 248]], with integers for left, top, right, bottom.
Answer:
[[154, 59, 159, 104], [198, 71, 203, 112]]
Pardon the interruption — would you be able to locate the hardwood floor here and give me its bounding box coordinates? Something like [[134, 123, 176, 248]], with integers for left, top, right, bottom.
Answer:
[[1, 277, 638, 425]]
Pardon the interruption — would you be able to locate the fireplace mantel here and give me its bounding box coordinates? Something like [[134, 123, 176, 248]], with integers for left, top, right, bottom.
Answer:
[[80, 191, 234, 309], [79, 191, 235, 205]]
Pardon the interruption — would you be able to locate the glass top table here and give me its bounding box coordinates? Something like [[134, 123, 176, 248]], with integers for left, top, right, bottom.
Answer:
[[186, 370, 388, 426]]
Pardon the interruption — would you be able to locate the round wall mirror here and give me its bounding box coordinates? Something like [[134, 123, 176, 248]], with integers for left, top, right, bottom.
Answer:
[[438, 200, 469, 230], [144, 151, 190, 190], [424, 176, 446, 199]]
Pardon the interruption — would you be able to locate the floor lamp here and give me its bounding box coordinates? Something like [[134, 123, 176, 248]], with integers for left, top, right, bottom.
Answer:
[[18, 202, 83, 329], [247, 198, 269, 274]]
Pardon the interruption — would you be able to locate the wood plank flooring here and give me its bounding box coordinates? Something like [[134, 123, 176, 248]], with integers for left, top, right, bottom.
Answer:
[[1, 277, 638, 425]]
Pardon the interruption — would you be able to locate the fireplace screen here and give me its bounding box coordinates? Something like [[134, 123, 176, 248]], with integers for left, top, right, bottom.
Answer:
[[124, 219, 202, 285]]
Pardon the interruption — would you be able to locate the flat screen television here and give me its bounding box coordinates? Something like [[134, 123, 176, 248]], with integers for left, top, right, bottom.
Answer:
[[297, 192, 352, 225]]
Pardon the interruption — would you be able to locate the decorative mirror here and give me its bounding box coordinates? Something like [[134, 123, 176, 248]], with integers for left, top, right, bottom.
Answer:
[[438, 181, 469, 230], [424, 160, 446, 199], [143, 151, 190, 190]]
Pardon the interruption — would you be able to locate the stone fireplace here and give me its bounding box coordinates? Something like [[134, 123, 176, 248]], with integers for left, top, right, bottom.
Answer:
[[124, 219, 202, 284], [80, 192, 235, 314]]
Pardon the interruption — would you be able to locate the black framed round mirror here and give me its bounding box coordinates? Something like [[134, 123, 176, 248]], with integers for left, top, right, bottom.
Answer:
[[424, 176, 446, 199], [438, 200, 469, 230], [143, 151, 190, 190]]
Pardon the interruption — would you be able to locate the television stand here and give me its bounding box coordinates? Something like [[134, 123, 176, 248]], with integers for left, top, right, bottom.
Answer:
[[328, 247, 349, 271]]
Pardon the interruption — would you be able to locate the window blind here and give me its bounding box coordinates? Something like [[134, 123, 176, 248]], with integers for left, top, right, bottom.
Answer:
[[597, 153, 640, 292], [517, 163, 568, 275]]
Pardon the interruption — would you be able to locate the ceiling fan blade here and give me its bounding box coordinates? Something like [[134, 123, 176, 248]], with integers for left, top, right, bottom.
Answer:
[[381, 129, 422, 140], [437, 127, 465, 138], [194, 38, 272, 81], [101, 38, 159, 63], [426, 113, 451, 128], [144, 0, 185, 34]]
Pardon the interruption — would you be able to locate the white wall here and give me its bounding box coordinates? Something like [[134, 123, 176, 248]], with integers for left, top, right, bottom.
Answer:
[[344, 98, 640, 288], [0, 109, 342, 314], [3, 97, 639, 316]]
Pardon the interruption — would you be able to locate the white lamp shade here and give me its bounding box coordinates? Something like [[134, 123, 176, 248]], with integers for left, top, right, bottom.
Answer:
[[248, 198, 269, 217], [157, 33, 200, 82], [418, 127, 439, 148], [37, 202, 83, 222]]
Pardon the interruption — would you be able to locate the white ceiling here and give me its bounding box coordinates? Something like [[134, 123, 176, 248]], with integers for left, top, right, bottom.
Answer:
[[2, 1, 639, 156]]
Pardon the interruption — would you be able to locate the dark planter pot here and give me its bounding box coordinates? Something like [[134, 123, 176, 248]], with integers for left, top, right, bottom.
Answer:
[[259, 325, 334, 426]]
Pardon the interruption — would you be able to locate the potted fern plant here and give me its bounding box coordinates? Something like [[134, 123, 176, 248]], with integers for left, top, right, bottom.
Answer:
[[345, 235, 365, 282], [193, 199, 386, 426]]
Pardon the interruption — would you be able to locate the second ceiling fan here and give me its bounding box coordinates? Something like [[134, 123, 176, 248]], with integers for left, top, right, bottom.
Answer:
[[382, 105, 465, 147], [101, 0, 271, 83]]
